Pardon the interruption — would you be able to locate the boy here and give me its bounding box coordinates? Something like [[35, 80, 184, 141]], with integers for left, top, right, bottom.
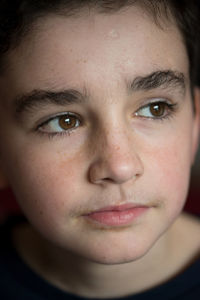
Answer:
[[0, 0, 200, 299]]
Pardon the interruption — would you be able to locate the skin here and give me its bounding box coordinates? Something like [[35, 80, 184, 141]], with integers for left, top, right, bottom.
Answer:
[[0, 6, 199, 298]]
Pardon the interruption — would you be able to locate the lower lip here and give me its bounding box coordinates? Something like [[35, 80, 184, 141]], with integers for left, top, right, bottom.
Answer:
[[84, 207, 149, 227]]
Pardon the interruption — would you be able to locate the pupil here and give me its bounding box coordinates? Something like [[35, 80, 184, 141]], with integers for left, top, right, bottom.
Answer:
[[150, 103, 164, 117], [59, 115, 76, 129]]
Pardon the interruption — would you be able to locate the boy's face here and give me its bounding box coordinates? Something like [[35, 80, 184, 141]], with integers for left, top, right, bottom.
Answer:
[[0, 7, 199, 263]]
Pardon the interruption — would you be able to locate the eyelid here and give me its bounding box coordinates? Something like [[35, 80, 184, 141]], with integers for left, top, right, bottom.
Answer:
[[135, 97, 175, 112], [134, 98, 178, 119], [36, 111, 81, 129], [139, 97, 173, 106]]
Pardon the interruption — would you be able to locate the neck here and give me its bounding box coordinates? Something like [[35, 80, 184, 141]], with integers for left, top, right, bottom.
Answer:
[[45, 238, 169, 298], [13, 221, 176, 298]]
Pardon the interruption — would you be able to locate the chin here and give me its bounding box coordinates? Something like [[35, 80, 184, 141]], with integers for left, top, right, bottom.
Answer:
[[82, 251, 149, 265], [75, 241, 154, 265]]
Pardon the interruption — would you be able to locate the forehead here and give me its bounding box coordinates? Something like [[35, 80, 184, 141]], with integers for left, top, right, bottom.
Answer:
[[3, 6, 188, 96]]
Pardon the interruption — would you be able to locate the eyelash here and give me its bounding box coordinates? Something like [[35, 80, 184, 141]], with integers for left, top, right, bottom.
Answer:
[[36, 112, 82, 140], [35, 100, 178, 140], [37, 129, 73, 140], [135, 100, 178, 121]]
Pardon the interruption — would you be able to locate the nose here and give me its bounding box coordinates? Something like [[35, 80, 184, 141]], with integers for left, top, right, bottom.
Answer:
[[88, 127, 144, 186]]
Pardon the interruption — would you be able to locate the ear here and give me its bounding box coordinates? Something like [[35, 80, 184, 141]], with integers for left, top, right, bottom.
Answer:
[[191, 87, 200, 165]]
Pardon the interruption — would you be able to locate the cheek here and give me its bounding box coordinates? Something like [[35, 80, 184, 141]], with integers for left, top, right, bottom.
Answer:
[[3, 145, 86, 225], [149, 135, 192, 218]]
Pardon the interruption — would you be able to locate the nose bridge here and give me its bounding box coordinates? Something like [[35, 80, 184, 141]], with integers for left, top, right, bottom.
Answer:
[[99, 124, 132, 159], [88, 117, 144, 185], [100, 121, 141, 169]]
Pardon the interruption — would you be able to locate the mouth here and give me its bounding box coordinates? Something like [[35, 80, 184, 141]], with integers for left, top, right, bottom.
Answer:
[[83, 203, 150, 227]]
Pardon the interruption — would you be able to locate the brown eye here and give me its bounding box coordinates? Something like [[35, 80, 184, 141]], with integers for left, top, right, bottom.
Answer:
[[58, 115, 78, 130], [38, 113, 81, 134], [149, 102, 166, 117], [135, 101, 172, 119]]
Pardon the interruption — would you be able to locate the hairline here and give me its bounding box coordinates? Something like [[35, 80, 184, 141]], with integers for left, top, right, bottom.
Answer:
[[0, 3, 181, 74]]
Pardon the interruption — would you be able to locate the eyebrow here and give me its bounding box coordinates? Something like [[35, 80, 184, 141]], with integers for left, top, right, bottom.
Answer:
[[14, 89, 88, 115], [14, 70, 186, 117], [128, 70, 186, 93]]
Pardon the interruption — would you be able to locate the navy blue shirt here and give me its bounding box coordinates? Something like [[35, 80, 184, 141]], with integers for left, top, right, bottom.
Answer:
[[0, 216, 200, 300]]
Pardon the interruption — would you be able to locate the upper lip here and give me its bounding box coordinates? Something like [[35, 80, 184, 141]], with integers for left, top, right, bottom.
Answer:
[[85, 203, 149, 214]]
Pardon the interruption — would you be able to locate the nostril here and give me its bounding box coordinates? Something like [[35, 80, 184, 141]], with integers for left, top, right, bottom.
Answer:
[[102, 177, 115, 184], [88, 152, 144, 185]]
